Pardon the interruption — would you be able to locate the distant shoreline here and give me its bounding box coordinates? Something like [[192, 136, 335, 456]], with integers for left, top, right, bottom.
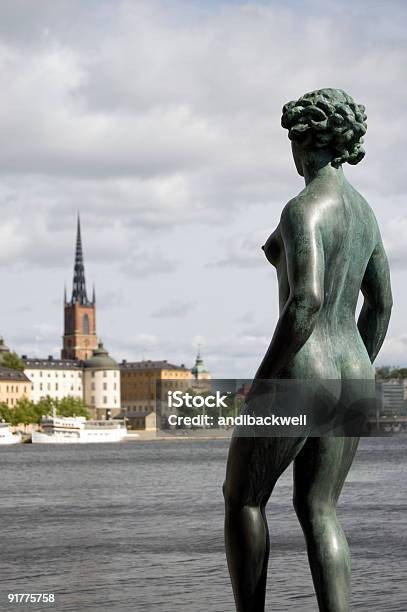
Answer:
[[124, 429, 232, 442]]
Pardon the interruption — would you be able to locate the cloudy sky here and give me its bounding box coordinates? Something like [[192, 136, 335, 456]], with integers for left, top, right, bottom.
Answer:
[[1, 0, 406, 377]]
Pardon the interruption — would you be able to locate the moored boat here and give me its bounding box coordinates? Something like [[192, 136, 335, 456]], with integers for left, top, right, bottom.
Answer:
[[0, 423, 22, 445], [32, 414, 127, 443]]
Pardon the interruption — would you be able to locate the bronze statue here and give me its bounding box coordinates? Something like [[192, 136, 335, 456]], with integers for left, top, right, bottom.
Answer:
[[223, 89, 392, 611]]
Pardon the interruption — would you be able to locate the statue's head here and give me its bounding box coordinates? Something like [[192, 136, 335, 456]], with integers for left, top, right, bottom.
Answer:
[[281, 88, 367, 175]]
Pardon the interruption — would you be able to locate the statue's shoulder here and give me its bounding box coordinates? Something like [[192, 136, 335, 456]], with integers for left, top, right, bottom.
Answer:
[[280, 192, 314, 231], [344, 182, 381, 237]]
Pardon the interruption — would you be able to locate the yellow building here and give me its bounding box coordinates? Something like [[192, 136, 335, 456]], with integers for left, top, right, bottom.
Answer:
[[120, 360, 193, 429], [0, 367, 31, 407]]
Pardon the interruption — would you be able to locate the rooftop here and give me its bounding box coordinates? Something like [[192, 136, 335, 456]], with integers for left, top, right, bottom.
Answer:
[[0, 367, 30, 382], [83, 343, 119, 370], [22, 356, 81, 370], [120, 359, 189, 371]]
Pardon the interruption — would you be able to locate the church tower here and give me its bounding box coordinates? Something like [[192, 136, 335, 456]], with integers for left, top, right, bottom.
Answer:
[[61, 215, 98, 361], [191, 346, 211, 381]]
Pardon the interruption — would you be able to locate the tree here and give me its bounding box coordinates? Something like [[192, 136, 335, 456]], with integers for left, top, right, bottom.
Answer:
[[376, 366, 407, 380], [35, 396, 55, 416], [58, 396, 90, 418], [35, 395, 89, 419], [0, 402, 12, 423], [223, 394, 245, 419], [6, 396, 90, 426], [1, 351, 25, 371], [176, 389, 199, 421], [9, 397, 41, 426]]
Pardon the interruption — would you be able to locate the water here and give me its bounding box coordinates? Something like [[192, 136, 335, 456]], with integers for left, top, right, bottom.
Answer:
[[0, 437, 406, 611]]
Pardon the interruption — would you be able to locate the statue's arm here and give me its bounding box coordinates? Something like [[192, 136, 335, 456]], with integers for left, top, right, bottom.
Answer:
[[255, 203, 324, 379], [357, 238, 392, 363]]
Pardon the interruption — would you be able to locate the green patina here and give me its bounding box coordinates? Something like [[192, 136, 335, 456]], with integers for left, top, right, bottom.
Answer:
[[224, 89, 392, 612]]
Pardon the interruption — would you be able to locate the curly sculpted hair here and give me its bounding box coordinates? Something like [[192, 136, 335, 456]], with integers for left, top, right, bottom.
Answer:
[[281, 88, 367, 167]]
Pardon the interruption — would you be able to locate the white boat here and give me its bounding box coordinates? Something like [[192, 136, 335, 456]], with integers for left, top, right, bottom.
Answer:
[[0, 423, 22, 445], [32, 415, 127, 444]]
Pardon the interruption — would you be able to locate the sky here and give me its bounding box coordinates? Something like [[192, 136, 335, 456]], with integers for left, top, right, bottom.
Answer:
[[0, 0, 406, 378]]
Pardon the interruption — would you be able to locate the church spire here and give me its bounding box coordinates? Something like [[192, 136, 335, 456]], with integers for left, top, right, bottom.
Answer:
[[71, 213, 90, 305], [191, 345, 210, 380], [62, 214, 97, 360]]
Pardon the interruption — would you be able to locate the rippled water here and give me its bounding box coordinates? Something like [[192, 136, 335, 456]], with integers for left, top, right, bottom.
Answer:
[[0, 437, 406, 611]]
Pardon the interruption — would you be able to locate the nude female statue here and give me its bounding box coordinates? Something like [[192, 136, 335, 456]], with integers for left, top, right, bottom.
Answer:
[[223, 89, 392, 611]]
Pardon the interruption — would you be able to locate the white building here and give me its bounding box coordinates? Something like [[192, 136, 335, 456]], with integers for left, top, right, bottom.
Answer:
[[23, 356, 83, 403], [83, 343, 121, 419]]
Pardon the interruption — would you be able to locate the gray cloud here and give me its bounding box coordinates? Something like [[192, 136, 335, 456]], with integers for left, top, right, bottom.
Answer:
[[208, 230, 268, 268], [119, 249, 178, 278], [151, 300, 196, 319]]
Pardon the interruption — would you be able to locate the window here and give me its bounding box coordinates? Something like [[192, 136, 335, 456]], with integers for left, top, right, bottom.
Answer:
[[40, 371, 43, 377], [91, 382, 95, 391], [103, 382, 107, 391], [40, 383, 43, 391], [91, 395, 95, 405], [55, 383, 59, 391], [83, 313, 90, 335], [103, 371, 107, 378], [103, 396, 107, 404], [92, 372, 95, 378], [114, 383, 117, 390], [47, 383, 51, 391]]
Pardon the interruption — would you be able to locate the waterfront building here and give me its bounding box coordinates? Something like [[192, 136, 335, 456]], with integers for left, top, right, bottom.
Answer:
[[83, 343, 121, 420], [124, 410, 157, 431], [0, 367, 31, 406], [22, 356, 82, 403], [378, 380, 406, 416], [61, 215, 98, 361], [120, 360, 193, 429]]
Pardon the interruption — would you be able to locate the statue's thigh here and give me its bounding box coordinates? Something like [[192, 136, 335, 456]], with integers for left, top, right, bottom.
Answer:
[[293, 436, 359, 507], [224, 435, 307, 507]]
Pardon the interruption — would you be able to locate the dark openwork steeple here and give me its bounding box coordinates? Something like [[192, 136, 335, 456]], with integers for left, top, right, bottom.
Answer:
[[62, 214, 97, 360], [70, 214, 92, 306]]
